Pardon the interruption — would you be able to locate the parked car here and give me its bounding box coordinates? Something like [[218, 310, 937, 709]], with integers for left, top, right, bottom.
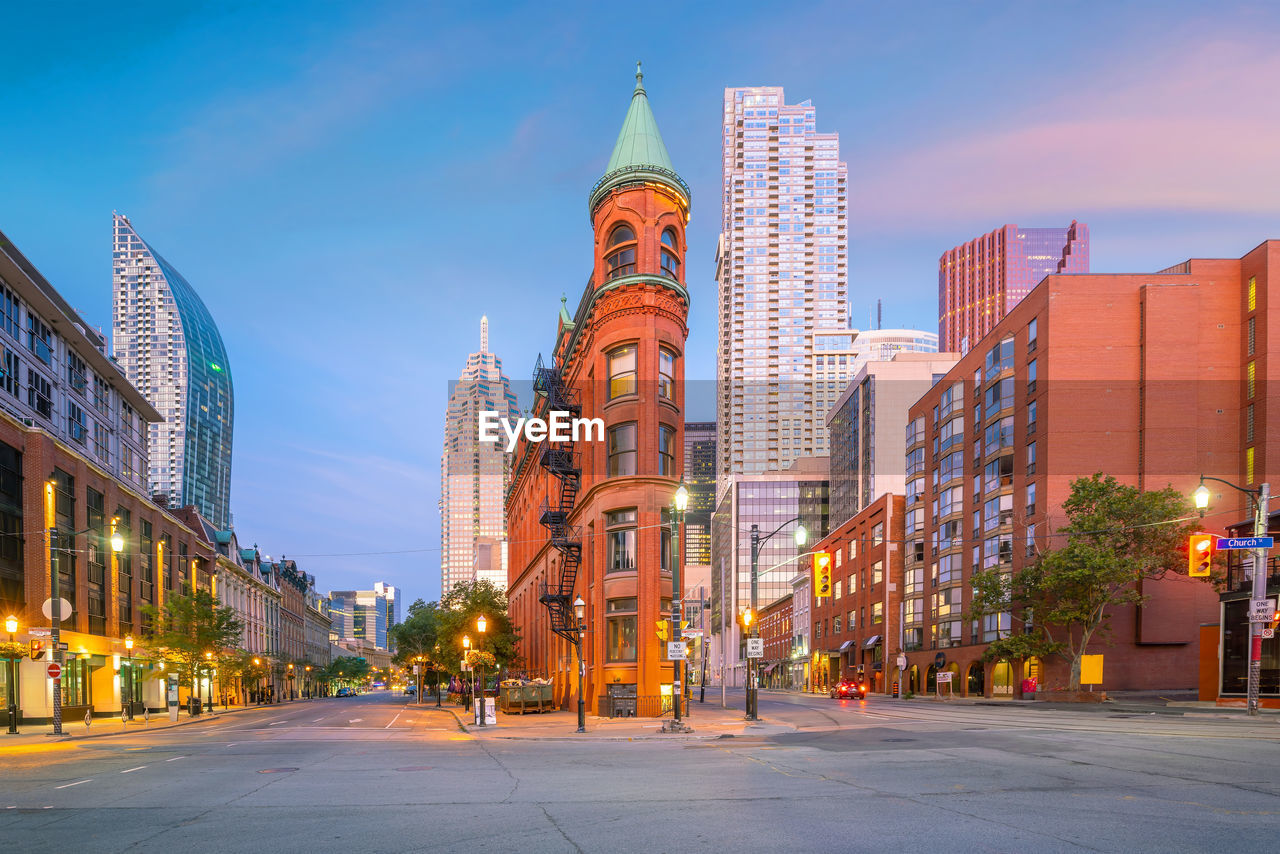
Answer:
[[831, 678, 868, 700], [404, 684, 416, 696], [337, 687, 352, 697]]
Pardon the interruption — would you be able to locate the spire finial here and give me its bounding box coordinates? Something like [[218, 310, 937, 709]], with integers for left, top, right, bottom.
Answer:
[[634, 61, 644, 93]]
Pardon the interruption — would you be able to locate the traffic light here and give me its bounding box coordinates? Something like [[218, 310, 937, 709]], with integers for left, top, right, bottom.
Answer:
[[656, 620, 670, 642], [1188, 533, 1214, 577], [813, 551, 832, 598], [28, 640, 46, 660]]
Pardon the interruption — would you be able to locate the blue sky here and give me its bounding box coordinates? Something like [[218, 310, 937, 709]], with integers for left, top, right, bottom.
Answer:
[[2, 1, 1277, 609]]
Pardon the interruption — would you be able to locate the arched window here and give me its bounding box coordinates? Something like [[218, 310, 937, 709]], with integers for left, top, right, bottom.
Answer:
[[606, 225, 636, 280], [660, 228, 680, 280]]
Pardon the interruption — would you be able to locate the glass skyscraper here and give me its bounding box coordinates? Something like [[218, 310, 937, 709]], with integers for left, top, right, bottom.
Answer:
[[717, 86, 849, 479], [938, 221, 1089, 354], [112, 213, 234, 528], [682, 421, 716, 566], [440, 316, 519, 595]]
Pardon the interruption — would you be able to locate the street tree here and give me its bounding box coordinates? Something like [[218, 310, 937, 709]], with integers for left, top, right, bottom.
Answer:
[[390, 599, 444, 694], [437, 580, 519, 673], [141, 590, 243, 709], [969, 473, 1194, 689]]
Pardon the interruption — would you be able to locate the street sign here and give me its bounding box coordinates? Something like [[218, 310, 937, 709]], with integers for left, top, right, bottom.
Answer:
[[1262, 627, 1275, 639], [46, 662, 62, 680], [55, 642, 68, 651], [936, 671, 953, 684], [1248, 599, 1277, 623], [28, 628, 51, 638], [1215, 536, 1274, 550], [746, 638, 764, 659], [41, 598, 74, 621], [680, 629, 702, 638], [667, 642, 687, 660]]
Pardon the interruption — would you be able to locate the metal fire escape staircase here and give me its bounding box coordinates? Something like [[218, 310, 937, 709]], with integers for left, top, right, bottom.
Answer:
[[533, 354, 583, 643]]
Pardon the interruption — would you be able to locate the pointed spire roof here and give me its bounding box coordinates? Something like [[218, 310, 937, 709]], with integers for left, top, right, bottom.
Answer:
[[589, 62, 690, 216]]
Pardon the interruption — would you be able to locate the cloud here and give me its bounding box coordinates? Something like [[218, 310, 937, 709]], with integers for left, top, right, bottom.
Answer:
[[853, 37, 1280, 230]]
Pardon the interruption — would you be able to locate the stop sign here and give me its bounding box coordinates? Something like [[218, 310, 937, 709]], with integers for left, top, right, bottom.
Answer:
[[46, 662, 62, 680]]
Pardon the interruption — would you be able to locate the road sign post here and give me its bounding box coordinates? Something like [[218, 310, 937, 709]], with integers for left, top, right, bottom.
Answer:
[[46, 662, 62, 680]]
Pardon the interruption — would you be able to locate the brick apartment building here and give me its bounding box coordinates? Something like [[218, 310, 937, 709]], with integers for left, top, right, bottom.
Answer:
[[507, 67, 691, 716], [757, 592, 792, 689], [809, 493, 904, 695], [904, 241, 1277, 697]]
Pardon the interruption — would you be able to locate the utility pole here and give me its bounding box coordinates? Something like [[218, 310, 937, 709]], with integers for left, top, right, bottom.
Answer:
[[1248, 483, 1270, 716]]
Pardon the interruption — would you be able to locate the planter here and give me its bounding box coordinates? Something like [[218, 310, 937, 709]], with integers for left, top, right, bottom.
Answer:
[[1036, 690, 1107, 702]]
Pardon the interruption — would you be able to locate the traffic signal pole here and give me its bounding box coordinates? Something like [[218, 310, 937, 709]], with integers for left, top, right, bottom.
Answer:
[[1247, 483, 1270, 716]]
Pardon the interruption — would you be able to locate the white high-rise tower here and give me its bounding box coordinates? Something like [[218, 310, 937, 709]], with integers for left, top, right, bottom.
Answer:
[[440, 317, 519, 594], [716, 87, 850, 478]]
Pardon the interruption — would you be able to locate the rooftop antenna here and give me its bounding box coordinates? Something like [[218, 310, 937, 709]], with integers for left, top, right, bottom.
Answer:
[[480, 316, 489, 353], [877, 299, 882, 330]]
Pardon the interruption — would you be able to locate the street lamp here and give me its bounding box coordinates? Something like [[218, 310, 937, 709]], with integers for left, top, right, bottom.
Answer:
[[304, 665, 311, 700], [663, 482, 691, 733], [253, 657, 262, 704], [1193, 475, 1272, 715], [287, 662, 295, 701], [5, 614, 18, 734], [434, 643, 443, 708], [205, 651, 214, 714], [745, 518, 807, 721], [124, 635, 134, 721], [573, 596, 586, 733], [475, 616, 488, 727]]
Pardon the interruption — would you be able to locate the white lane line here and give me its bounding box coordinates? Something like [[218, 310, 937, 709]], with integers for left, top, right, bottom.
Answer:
[[165, 756, 184, 762], [121, 766, 147, 774], [55, 780, 92, 789], [385, 711, 403, 729], [226, 743, 236, 747], [312, 717, 324, 722], [269, 721, 286, 726], [348, 718, 363, 724]]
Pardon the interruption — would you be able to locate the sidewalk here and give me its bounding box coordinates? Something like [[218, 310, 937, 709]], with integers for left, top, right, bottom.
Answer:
[[438, 701, 794, 741], [0, 698, 315, 746]]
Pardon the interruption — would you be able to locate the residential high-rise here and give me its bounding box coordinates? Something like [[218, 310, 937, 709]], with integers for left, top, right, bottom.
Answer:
[[938, 221, 1088, 354], [111, 213, 234, 528], [717, 86, 849, 479], [440, 316, 519, 595], [683, 421, 716, 566], [328, 587, 390, 650]]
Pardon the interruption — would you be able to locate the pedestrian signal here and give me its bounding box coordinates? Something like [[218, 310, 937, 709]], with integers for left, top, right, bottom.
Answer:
[[813, 551, 832, 597], [1188, 533, 1213, 577]]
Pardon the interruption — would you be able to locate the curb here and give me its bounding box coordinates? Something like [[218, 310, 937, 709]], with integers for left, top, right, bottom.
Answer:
[[43, 699, 320, 742]]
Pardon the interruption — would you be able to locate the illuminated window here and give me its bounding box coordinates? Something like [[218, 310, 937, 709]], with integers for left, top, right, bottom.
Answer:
[[658, 347, 676, 399], [1248, 361, 1256, 399], [660, 229, 680, 279], [608, 345, 636, 399], [607, 423, 637, 476], [605, 224, 636, 280], [1248, 276, 1256, 312], [1246, 447, 1255, 484], [658, 425, 676, 475]]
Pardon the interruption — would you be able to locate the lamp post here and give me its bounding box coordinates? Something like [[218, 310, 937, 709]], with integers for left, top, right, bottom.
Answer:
[[1194, 477, 1272, 716], [462, 635, 471, 712], [573, 596, 586, 733], [304, 665, 312, 700], [745, 518, 808, 721], [663, 483, 691, 732], [476, 615, 488, 727], [205, 651, 214, 714], [124, 635, 134, 721], [434, 644, 442, 708], [253, 657, 262, 704], [5, 614, 18, 734], [287, 662, 295, 701]]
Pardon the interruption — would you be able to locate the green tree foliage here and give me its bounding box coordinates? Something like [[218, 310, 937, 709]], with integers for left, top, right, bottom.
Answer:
[[141, 590, 243, 704], [325, 655, 370, 687], [969, 473, 1194, 689], [437, 580, 519, 673]]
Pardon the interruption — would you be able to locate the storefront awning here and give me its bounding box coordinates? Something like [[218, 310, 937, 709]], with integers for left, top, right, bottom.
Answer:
[[862, 635, 882, 649], [837, 640, 857, 652], [763, 662, 779, 674]]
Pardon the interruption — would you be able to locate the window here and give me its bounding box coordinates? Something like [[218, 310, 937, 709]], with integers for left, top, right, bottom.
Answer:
[[660, 229, 680, 279], [1246, 446, 1255, 484], [1248, 276, 1256, 312], [872, 560, 883, 586], [904, 598, 922, 624], [606, 509, 636, 572], [140, 520, 154, 604], [121, 402, 137, 441], [985, 377, 1013, 418], [1027, 359, 1037, 393], [0, 283, 18, 339], [1248, 316, 1255, 356], [52, 469, 75, 626], [92, 375, 109, 413], [1026, 441, 1037, 475], [26, 314, 52, 365], [607, 423, 637, 476], [848, 610, 857, 630], [1, 348, 18, 399], [985, 336, 1014, 381], [658, 348, 676, 399], [1027, 400, 1038, 433], [1026, 523, 1037, 557], [0, 441, 22, 613], [984, 417, 1013, 456], [605, 225, 636, 280], [93, 423, 110, 463], [27, 370, 51, 418], [1027, 318, 1038, 352], [834, 580, 842, 600], [658, 425, 675, 475], [1247, 361, 1255, 399], [984, 455, 1013, 492], [1247, 404, 1255, 443], [1026, 482, 1037, 516], [65, 401, 87, 444], [872, 602, 883, 625], [66, 353, 87, 394], [86, 487, 106, 636], [982, 612, 1011, 642], [606, 613, 637, 661], [833, 615, 841, 634], [607, 345, 636, 399], [871, 522, 883, 546]]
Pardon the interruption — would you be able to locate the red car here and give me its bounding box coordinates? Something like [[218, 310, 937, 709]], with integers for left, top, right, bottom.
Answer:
[[831, 679, 868, 700]]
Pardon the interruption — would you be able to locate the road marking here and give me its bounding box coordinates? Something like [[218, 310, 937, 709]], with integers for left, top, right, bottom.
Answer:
[[55, 780, 91, 789], [312, 717, 324, 722], [269, 721, 286, 726], [348, 718, 363, 724], [385, 711, 403, 729], [121, 766, 147, 774], [165, 756, 184, 762], [225, 743, 236, 747]]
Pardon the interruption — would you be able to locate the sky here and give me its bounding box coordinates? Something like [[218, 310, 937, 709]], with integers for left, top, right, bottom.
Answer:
[[2, 0, 1278, 611]]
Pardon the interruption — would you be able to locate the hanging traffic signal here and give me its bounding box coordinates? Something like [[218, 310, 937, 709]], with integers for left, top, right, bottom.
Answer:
[[656, 620, 670, 642], [813, 551, 832, 598], [29, 639, 46, 660], [1188, 533, 1214, 577]]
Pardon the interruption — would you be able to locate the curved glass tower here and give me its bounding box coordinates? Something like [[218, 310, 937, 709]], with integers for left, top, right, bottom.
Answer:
[[112, 213, 233, 528]]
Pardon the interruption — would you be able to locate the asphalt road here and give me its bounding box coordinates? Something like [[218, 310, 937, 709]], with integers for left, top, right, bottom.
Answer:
[[1, 690, 1277, 853]]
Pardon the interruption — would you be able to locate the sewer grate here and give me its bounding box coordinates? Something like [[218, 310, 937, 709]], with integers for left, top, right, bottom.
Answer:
[[258, 768, 299, 774]]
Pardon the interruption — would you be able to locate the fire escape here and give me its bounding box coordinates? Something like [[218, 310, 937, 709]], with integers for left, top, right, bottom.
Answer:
[[533, 354, 582, 642]]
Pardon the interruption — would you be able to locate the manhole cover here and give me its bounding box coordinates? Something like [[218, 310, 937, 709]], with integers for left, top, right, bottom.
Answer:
[[258, 768, 299, 774], [881, 738, 915, 743], [395, 766, 432, 772]]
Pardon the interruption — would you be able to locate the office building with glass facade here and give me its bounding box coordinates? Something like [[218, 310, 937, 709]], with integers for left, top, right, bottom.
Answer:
[[112, 213, 234, 528], [683, 421, 716, 566], [938, 221, 1088, 354], [717, 86, 849, 479]]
